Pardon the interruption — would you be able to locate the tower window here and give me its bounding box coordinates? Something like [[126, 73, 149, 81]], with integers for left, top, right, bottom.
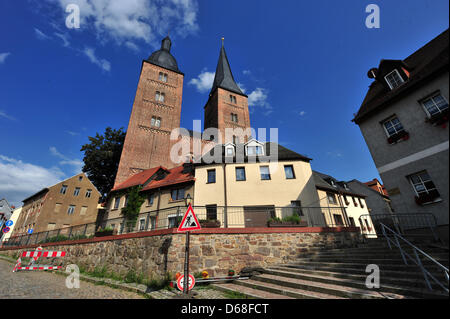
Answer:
[[229, 95, 237, 104], [155, 91, 165, 103], [231, 113, 238, 123], [151, 116, 161, 128], [385, 69, 405, 90], [158, 72, 168, 82]]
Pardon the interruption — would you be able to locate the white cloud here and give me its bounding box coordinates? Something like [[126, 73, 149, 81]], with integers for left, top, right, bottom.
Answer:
[[0, 110, 15, 121], [0, 52, 11, 64], [34, 28, 51, 40], [0, 155, 65, 206], [50, 146, 84, 174], [188, 69, 215, 93], [125, 41, 140, 52], [50, 0, 199, 47], [237, 82, 246, 93], [65, 130, 79, 136], [299, 111, 306, 116], [243, 70, 251, 75], [83, 47, 111, 72], [54, 32, 70, 47], [248, 88, 273, 116]]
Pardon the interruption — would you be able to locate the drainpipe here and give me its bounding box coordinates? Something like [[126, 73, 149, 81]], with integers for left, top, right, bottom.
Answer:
[[223, 163, 228, 228], [156, 187, 161, 228]]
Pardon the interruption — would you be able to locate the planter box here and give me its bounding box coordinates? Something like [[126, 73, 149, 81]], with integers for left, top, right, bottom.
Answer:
[[426, 108, 449, 126], [199, 220, 221, 228], [95, 230, 114, 237], [387, 130, 409, 144], [415, 192, 441, 206], [268, 221, 308, 227]]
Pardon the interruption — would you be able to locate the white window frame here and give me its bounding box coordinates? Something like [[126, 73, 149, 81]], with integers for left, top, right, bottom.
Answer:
[[167, 214, 178, 228], [382, 116, 405, 138], [60, 185, 67, 194], [67, 205, 75, 215], [421, 93, 449, 117], [139, 218, 146, 231], [384, 69, 405, 90], [73, 187, 80, 196], [408, 171, 440, 199]]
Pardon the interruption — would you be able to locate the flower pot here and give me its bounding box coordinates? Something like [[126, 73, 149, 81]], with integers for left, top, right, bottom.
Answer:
[[95, 230, 114, 237], [268, 221, 308, 227], [199, 220, 221, 228]]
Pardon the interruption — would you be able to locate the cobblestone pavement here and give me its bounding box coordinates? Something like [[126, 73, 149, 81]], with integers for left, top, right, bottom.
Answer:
[[0, 260, 144, 299]]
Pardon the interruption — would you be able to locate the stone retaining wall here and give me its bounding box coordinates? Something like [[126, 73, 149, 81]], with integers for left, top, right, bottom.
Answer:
[[0, 227, 362, 280]]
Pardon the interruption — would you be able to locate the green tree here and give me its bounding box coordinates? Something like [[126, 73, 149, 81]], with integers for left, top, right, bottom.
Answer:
[[121, 186, 145, 228], [80, 127, 126, 198]]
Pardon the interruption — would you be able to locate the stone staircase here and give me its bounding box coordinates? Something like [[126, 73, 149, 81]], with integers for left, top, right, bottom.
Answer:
[[213, 238, 449, 299]]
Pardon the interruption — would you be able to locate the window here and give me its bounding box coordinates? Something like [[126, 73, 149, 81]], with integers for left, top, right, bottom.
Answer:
[[139, 218, 146, 231], [291, 201, 303, 216], [151, 116, 161, 128], [54, 203, 62, 213], [67, 205, 75, 215], [119, 223, 124, 234], [73, 187, 80, 196], [60, 185, 68, 194], [358, 198, 364, 208], [168, 215, 179, 228], [159, 72, 168, 82], [233, 135, 239, 144], [229, 95, 236, 104], [78, 176, 83, 181], [171, 188, 185, 201], [349, 217, 356, 227], [207, 169, 216, 183], [206, 205, 217, 220], [124, 196, 129, 207], [155, 91, 165, 103], [383, 116, 404, 137], [260, 166, 271, 180], [284, 165, 295, 179], [327, 192, 337, 204], [409, 171, 441, 203], [148, 193, 154, 206], [333, 214, 344, 226], [80, 206, 87, 215], [247, 146, 263, 156], [330, 180, 337, 187], [226, 147, 234, 156], [422, 93, 448, 117], [352, 197, 358, 207], [343, 195, 350, 205], [385, 69, 405, 90], [231, 113, 238, 123], [47, 223, 56, 231], [235, 167, 246, 181], [150, 217, 157, 230], [113, 197, 120, 209]]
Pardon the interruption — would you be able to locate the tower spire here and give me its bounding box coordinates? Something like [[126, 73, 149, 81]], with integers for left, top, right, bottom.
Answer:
[[210, 40, 245, 97]]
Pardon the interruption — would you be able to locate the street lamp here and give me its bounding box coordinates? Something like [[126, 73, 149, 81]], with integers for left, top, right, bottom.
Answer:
[[185, 193, 193, 207]]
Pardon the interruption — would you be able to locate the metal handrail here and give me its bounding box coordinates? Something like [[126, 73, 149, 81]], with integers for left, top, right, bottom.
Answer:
[[380, 222, 449, 293]]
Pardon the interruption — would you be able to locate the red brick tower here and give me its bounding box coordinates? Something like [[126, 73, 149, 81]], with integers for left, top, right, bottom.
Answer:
[[114, 36, 184, 187], [204, 41, 251, 143]]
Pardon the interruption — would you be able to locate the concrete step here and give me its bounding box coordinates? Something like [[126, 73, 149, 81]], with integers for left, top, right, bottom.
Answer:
[[301, 257, 449, 267], [211, 282, 294, 299], [263, 267, 448, 299], [269, 265, 448, 289], [289, 260, 447, 273], [233, 278, 347, 299], [304, 251, 449, 260], [251, 273, 409, 299], [282, 262, 448, 281], [311, 246, 448, 255]]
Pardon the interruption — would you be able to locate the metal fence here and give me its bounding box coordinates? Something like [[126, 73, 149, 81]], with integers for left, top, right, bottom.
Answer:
[[359, 213, 439, 241], [2, 205, 351, 248]]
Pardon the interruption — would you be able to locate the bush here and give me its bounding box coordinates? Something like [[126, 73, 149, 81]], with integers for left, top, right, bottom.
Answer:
[[282, 214, 302, 224]]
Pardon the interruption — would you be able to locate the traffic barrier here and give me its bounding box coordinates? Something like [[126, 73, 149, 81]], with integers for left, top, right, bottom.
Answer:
[[12, 247, 66, 272]]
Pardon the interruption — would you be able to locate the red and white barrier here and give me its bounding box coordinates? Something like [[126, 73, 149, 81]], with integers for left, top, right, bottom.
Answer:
[[13, 247, 66, 272]]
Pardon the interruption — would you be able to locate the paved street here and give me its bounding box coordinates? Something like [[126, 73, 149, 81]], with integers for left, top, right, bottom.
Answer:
[[0, 260, 144, 299]]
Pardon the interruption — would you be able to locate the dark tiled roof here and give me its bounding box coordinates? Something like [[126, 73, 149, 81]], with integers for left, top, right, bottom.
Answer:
[[353, 29, 449, 124], [147, 36, 183, 74], [312, 171, 366, 198], [348, 179, 390, 199], [209, 45, 246, 97], [195, 142, 312, 165]]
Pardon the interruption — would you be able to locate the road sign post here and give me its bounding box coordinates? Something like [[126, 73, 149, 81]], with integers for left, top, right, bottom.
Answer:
[[177, 204, 201, 295]]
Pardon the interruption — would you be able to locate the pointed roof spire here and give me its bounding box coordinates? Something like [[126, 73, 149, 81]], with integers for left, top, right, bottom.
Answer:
[[210, 39, 246, 97]]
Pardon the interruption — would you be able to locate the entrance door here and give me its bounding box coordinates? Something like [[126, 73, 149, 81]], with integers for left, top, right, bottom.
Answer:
[[244, 206, 275, 227]]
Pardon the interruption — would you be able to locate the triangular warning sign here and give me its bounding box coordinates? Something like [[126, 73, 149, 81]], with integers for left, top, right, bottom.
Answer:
[[177, 204, 202, 232]]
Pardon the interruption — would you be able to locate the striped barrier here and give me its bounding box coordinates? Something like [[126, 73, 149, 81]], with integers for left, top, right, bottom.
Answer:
[[13, 247, 66, 272]]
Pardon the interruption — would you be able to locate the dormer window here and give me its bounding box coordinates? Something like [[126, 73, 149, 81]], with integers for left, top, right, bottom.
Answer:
[[385, 69, 405, 90], [225, 146, 234, 156], [247, 145, 263, 156], [330, 180, 337, 187]]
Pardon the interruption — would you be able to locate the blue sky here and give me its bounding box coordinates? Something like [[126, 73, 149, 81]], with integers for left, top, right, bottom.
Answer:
[[0, 0, 448, 206]]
